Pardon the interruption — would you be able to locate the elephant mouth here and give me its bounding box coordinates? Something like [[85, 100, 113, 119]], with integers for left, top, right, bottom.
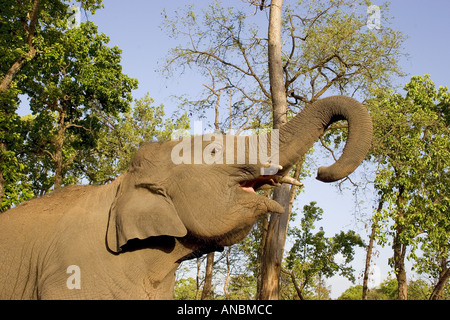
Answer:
[[235, 173, 302, 215], [239, 173, 303, 193], [240, 185, 256, 193]]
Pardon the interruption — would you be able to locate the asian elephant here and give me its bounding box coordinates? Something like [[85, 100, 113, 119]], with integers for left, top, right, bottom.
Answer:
[[0, 96, 372, 299]]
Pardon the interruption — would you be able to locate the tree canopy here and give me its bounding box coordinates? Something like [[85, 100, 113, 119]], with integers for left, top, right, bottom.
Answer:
[[369, 75, 450, 300]]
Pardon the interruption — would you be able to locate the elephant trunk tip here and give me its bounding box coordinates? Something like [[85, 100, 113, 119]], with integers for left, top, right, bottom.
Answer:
[[316, 165, 349, 183]]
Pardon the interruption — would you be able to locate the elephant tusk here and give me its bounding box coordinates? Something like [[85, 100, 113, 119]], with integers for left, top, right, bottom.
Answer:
[[279, 176, 303, 187], [262, 162, 283, 170], [269, 178, 282, 187]]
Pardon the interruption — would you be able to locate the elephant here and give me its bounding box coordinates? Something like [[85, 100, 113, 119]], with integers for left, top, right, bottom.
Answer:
[[0, 95, 372, 299]]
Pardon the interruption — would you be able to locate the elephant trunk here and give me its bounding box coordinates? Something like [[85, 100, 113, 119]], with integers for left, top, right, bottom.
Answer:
[[276, 96, 373, 182]]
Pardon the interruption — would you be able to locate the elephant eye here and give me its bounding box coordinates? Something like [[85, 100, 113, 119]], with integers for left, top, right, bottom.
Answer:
[[211, 146, 220, 155], [209, 143, 222, 156]]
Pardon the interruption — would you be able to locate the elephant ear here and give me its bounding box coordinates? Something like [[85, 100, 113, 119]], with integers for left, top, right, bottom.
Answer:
[[106, 180, 187, 253]]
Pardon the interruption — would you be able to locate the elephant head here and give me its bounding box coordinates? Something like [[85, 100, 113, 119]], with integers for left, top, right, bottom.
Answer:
[[106, 96, 372, 253]]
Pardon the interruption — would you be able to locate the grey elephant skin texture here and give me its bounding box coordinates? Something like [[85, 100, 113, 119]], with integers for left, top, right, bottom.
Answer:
[[0, 95, 372, 299]]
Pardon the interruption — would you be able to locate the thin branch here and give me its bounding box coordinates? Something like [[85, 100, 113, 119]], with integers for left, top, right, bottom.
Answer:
[[281, 268, 304, 300], [40, 149, 56, 162], [65, 123, 94, 134], [186, 49, 253, 77], [234, 38, 271, 99], [0, 0, 41, 92]]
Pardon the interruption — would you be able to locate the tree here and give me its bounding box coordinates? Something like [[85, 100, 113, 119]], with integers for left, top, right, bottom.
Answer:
[[362, 198, 382, 299], [284, 202, 365, 299], [0, 0, 103, 93], [79, 93, 189, 185], [17, 21, 138, 193], [162, 0, 405, 299], [337, 279, 397, 300], [369, 75, 450, 300], [0, 89, 35, 210], [226, 274, 257, 300], [174, 277, 198, 300], [339, 278, 449, 300], [0, 0, 103, 207], [201, 252, 215, 300], [258, 0, 291, 300], [337, 284, 363, 300]]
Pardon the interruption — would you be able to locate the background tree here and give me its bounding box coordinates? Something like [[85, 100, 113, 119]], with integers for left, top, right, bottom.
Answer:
[[0, 0, 103, 208], [369, 75, 450, 300], [338, 278, 449, 300], [174, 277, 198, 300], [162, 0, 405, 299], [283, 201, 365, 299], [18, 21, 138, 193], [79, 93, 190, 185], [0, 0, 103, 93]]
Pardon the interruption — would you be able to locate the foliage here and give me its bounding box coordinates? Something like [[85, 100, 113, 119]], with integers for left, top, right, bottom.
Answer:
[[79, 93, 190, 184], [174, 277, 198, 300], [15, 21, 138, 194], [337, 279, 397, 300], [226, 274, 257, 300], [338, 278, 450, 300], [337, 284, 364, 300], [284, 202, 365, 298], [162, 0, 405, 300], [0, 86, 34, 210], [1, 0, 104, 86], [368, 75, 450, 298], [161, 0, 405, 132], [1, 0, 104, 208]]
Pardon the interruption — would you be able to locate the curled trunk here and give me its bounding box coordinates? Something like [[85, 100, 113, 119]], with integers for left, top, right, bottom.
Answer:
[[277, 96, 373, 182]]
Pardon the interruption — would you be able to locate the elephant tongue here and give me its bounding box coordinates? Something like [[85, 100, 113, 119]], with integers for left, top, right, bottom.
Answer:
[[241, 186, 255, 193]]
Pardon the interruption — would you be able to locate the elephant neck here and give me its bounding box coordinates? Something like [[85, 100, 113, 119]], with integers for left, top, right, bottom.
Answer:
[[177, 242, 224, 263], [120, 238, 199, 299]]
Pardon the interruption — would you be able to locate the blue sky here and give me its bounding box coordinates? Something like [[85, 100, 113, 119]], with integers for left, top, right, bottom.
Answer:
[[18, 0, 450, 298], [83, 0, 450, 105]]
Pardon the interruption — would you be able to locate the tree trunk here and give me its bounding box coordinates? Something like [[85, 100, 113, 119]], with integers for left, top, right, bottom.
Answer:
[[259, 184, 290, 300], [0, 0, 41, 93], [281, 268, 304, 300], [53, 105, 66, 190], [362, 222, 377, 300], [259, 163, 301, 300], [256, 212, 269, 298], [0, 142, 6, 209], [258, 0, 289, 301], [393, 185, 408, 300], [362, 199, 383, 300], [201, 252, 214, 300], [223, 247, 231, 300], [429, 259, 450, 300], [394, 247, 408, 300], [195, 258, 202, 300], [267, 0, 288, 130], [0, 171, 4, 208]]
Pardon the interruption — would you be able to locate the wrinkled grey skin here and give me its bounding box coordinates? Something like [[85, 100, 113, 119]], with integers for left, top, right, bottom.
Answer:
[[0, 96, 372, 299]]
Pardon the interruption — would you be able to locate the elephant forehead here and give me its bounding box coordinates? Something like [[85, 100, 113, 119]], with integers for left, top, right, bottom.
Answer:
[[168, 166, 234, 194]]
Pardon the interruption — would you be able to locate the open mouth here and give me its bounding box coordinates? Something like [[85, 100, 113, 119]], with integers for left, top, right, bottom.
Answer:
[[236, 172, 303, 215], [240, 185, 256, 193], [239, 174, 302, 194]]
